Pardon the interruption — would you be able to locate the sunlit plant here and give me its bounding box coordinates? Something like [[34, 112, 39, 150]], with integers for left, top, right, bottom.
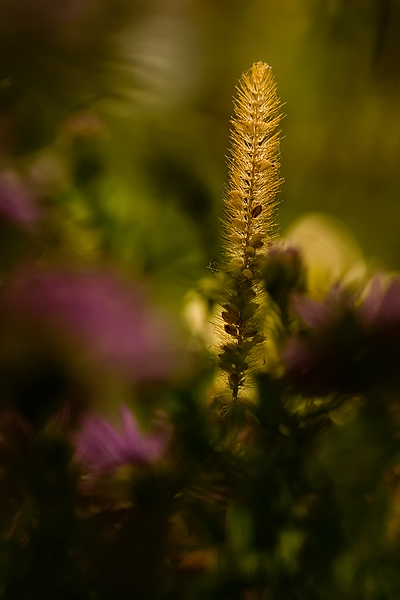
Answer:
[[215, 62, 282, 408]]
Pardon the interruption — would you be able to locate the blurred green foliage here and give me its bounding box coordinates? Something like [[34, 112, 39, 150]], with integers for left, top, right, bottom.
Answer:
[[3, 0, 400, 272], [1, 2, 400, 599]]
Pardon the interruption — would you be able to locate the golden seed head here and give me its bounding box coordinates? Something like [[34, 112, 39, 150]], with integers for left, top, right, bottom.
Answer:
[[216, 61, 282, 405]]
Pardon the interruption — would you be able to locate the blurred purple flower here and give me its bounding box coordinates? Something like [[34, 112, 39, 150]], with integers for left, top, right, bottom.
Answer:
[[292, 285, 352, 329], [283, 276, 400, 395], [360, 275, 400, 334], [74, 404, 169, 473], [4, 268, 180, 381], [358, 275, 400, 381], [0, 169, 41, 225], [283, 286, 365, 395], [263, 244, 304, 295], [291, 295, 331, 330], [267, 243, 302, 263]]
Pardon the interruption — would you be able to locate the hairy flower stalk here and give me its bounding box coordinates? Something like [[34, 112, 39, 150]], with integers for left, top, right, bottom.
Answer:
[[217, 62, 282, 406]]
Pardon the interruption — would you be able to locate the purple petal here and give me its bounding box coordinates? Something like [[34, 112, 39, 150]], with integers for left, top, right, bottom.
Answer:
[[74, 404, 169, 473], [267, 243, 301, 262], [375, 279, 400, 324], [120, 404, 142, 444], [75, 414, 127, 472], [0, 169, 41, 225], [292, 295, 328, 329], [359, 274, 383, 324], [360, 275, 400, 328], [120, 405, 170, 464], [293, 286, 352, 330]]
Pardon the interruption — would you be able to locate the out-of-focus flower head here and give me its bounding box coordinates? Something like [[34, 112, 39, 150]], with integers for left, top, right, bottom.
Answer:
[[358, 274, 400, 380], [3, 267, 181, 382], [74, 403, 170, 473], [360, 275, 400, 335], [262, 242, 305, 310], [283, 274, 400, 396], [283, 285, 363, 395]]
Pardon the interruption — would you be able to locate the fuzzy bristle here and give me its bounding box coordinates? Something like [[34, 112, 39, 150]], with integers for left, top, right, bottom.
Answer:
[[216, 62, 283, 406]]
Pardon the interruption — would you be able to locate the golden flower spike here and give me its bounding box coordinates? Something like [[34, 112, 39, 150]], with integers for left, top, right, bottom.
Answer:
[[216, 62, 283, 409]]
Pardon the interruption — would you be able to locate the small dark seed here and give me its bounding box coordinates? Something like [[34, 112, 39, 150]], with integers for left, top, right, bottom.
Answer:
[[251, 205, 262, 218], [242, 302, 259, 320], [244, 246, 255, 257], [244, 288, 257, 301], [241, 340, 255, 353], [243, 326, 257, 337], [219, 360, 236, 373], [224, 324, 238, 336], [222, 343, 237, 353], [252, 333, 265, 344], [229, 373, 240, 387], [222, 311, 237, 324], [250, 233, 264, 249]]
